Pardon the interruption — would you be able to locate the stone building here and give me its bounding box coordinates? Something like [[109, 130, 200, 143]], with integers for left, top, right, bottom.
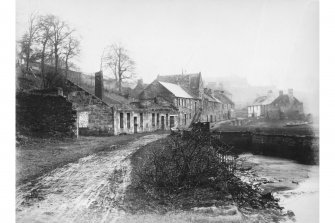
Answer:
[[248, 89, 304, 120], [67, 71, 178, 136], [28, 70, 235, 136], [248, 90, 276, 118], [139, 73, 235, 128]]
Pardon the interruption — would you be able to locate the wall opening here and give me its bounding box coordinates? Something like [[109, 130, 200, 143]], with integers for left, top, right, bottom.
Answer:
[[127, 113, 130, 129], [120, 113, 124, 129]]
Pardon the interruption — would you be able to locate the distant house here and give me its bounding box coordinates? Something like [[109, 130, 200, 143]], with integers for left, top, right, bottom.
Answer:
[[248, 90, 276, 118], [248, 89, 304, 120]]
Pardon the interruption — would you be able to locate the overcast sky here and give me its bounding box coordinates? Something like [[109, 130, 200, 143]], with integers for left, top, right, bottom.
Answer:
[[16, 0, 318, 103]]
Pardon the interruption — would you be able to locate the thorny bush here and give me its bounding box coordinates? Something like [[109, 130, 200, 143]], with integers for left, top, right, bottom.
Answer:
[[134, 128, 237, 193]]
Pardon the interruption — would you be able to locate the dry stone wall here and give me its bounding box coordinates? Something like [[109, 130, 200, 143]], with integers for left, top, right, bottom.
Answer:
[[16, 92, 76, 137]]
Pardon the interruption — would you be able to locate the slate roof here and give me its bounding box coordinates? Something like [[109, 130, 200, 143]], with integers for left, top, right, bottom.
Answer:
[[251, 94, 276, 106], [215, 93, 235, 105], [271, 95, 302, 106], [157, 73, 202, 98], [158, 81, 193, 98]]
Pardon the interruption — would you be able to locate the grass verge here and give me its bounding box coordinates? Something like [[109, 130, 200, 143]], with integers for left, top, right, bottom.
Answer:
[[16, 131, 168, 185]]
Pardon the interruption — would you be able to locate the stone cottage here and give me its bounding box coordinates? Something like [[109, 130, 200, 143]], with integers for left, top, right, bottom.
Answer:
[[248, 90, 276, 118], [248, 89, 304, 120], [67, 71, 178, 136]]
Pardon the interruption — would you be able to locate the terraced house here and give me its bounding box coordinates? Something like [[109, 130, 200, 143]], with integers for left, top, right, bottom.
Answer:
[[32, 70, 235, 136], [139, 72, 235, 129]]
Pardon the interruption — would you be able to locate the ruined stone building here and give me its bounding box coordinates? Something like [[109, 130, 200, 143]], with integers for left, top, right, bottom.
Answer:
[[20, 68, 235, 136], [248, 89, 304, 120]]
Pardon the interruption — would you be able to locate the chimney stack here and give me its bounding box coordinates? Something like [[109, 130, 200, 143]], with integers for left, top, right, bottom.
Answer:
[[279, 90, 283, 96], [95, 71, 104, 100], [137, 78, 143, 86]]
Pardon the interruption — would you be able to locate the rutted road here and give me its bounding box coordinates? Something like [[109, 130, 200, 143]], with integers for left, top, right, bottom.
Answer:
[[16, 134, 167, 223]]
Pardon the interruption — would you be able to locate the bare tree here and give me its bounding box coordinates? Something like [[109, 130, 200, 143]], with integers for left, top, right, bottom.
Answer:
[[62, 35, 80, 78], [104, 43, 136, 92], [20, 13, 39, 72], [36, 15, 53, 87], [48, 15, 73, 74]]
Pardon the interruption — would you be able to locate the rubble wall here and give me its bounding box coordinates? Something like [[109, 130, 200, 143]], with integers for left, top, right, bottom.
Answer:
[[212, 131, 319, 165], [68, 90, 114, 136], [16, 92, 76, 137]]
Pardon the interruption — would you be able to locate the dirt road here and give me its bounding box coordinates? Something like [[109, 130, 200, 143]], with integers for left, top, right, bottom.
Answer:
[[16, 134, 167, 223]]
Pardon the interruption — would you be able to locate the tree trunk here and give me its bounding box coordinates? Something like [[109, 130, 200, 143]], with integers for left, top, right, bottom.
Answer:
[[25, 45, 30, 72], [41, 40, 47, 88], [118, 79, 122, 93], [65, 55, 69, 79], [54, 44, 59, 74]]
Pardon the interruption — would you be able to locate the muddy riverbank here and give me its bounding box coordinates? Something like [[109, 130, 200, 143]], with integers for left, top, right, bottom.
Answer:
[[236, 154, 319, 223]]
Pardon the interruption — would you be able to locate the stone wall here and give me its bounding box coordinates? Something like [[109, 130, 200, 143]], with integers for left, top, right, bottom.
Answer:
[[212, 131, 319, 165], [16, 92, 76, 137], [139, 80, 175, 102], [67, 90, 114, 136]]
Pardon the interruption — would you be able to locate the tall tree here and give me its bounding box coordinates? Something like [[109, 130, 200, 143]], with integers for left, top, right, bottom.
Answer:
[[62, 35, 80, 78], [20, 13, 39, 72], [36, 15, 53, 87], [105, 43, 136, 93], [48, 15, 73, 74]]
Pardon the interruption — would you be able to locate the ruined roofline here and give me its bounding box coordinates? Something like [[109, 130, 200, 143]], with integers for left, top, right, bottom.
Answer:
[[66, 79, 111, 107], [157, 72, 201, 78]]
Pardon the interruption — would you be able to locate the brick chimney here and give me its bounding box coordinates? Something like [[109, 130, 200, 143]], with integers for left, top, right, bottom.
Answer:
[[279, 90, 283, 96], [95, 71, 104, 100], [137, 78, 143, 87]]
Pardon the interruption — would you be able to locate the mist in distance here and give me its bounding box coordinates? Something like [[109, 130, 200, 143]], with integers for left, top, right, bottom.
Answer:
[[16, 0, 319, 116]]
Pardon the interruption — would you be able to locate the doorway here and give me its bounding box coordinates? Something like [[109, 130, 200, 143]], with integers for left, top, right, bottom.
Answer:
[[134, 116, 138, 133], [161, 116, 165, 130]]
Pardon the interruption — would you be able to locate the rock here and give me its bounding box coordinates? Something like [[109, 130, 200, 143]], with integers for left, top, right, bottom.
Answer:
[[287, 210, 295, 217], [226, 195, 233, 199]]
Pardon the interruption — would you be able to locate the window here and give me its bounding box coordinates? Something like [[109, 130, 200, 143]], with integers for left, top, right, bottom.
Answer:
[[78, 111, 89, 128], [184, 114, 187, 125], [195, 101, 197, 111], [127, 113, 130, 129], [157, 113, 159, 126], [166, 114, 168, 126], [189, 113, 191, 119], [170, 116, 175, 128], [120, 113, 124, 129], [152, 113, 155, 127], [140, 113, 143, 127]]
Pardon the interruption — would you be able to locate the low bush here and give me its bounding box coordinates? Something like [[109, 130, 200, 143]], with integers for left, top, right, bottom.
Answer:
[[134, 129, 237, 194]]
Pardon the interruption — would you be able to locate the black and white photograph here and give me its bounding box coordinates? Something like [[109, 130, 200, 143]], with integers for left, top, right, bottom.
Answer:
[[13, 0, 321, 222]]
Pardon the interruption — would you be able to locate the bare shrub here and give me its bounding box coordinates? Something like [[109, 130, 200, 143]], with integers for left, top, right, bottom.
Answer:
[[134, 129, 237, 193]]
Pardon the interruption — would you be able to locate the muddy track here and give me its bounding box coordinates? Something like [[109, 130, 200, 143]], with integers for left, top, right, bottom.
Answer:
[[16, 134, 167, 223]]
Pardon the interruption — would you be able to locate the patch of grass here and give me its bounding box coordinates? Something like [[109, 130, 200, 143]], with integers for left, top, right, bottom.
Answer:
[[16, 131, 168, 185]]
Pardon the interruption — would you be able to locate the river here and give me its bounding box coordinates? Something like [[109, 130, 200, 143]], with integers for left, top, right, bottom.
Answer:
[[238, 154, 319, 223]]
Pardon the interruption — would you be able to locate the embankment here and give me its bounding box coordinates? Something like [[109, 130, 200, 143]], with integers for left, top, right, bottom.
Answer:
[[212, 131, 319, 165]]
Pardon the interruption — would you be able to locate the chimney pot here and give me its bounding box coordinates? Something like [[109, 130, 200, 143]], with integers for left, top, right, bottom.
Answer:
[[279, 90, 283, 96], [288, 88, 293, 98]]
